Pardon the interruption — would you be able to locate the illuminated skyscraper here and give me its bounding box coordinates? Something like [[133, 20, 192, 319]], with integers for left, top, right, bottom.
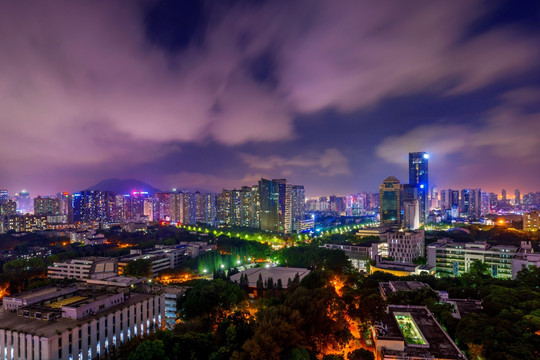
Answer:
[[204, 193, 217, 226], [291, 185, 305, 233], [15, 190, 32, 214], [72, 190, 114, 223], [259, 179, 280, 232], [409, 152, 429, 222], [379, 176, 402, 228]]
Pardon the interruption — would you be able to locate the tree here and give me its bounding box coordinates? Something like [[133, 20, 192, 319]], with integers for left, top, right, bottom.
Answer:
[[127, 340, 167, 360], [322, 355, 344, 360], [349, 348, 375, 360], [123, 258, 153, 277], [179, 279, 245, 320], [287, 347, 310, 360]]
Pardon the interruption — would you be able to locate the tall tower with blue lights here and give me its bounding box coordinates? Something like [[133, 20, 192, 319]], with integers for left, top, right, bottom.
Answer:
[[409, 152, 429, 223]]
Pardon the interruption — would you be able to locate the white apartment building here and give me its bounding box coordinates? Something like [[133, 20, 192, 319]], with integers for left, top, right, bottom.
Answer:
[[1, 285, 164, 360]]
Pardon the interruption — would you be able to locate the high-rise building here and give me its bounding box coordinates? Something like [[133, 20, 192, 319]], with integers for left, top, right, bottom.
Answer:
[[379, 176, 402, 228], [501, 189, 507, 202], [514, 189, 521, 206], [430, 185, 439, 210], [57, 192, 73, 223], [409, 152, 429, 222], [481, 191, 491, 215], [194, 191, 204, 223], [182, 192, 196, 225], [72, 190, 115, 223], [489, 192, 498, 212], [34, 196, 61, 215], [217, 189, 232, 225], [0, 201, 16, 216], [0, 189, 8, 204], [291, 185, 305, 233], [403, 199, 420, 230], [258, 179, 281, 232], [15, 190, 31, 214], [204, 193, 217, 226], [346, 193, 366, 216]]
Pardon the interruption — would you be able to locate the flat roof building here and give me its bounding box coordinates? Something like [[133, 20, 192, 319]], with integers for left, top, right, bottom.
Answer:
[[47, 257, 118, 280], [1, 285, 164, 360], [373, 305, 466, 360], [428, 239, 518, 279]]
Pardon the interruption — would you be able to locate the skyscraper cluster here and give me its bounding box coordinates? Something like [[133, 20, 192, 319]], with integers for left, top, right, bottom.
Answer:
[[379, 152, 429, 230], [217, 179, 306, 234], [0, 178, 307, 234]]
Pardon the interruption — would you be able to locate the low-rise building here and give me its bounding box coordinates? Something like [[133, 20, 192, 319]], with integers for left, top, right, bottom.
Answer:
[[321, 243, 372, 270], [230, 267, 310, 297], [428, 239, 518, 278], [370, 260, 433, 277], [1, 285, 164, 360], [118, 246, 188, 275], [512, 242, 540, 278], [373, 305, 466, 360], [48, 257, 118, 280]]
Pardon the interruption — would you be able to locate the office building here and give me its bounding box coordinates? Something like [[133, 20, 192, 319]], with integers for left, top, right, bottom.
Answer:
[[1, 285, 164, 360], [379, 176, 402, 228], [409, 152, 429, 223], [460, 189, 481, 220], [403, 199, 420, 230], [48, 258, 118, 280], [118, 246, 188, 275], [427, 239, 517, 278], [259, 179, 280, 232]]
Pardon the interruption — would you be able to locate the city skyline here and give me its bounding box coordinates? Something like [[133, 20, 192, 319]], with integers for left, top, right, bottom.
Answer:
[[1, 1, 540, 197]]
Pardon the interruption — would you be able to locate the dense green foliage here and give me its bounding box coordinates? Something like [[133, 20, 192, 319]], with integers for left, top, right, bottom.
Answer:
[[123, 258, 153, 277], [275, 245, 351, 272]]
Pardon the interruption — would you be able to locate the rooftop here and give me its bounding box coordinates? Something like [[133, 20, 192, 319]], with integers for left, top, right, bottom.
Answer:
[[376, 305, 466, 359], [0, 292, 154, 338]]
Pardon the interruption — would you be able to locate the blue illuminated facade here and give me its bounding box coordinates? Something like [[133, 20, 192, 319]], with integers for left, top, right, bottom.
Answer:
[[409, 152, 429, 223]]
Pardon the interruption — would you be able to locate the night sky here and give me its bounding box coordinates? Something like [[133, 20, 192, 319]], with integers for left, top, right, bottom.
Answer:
[[1, 0, 539, 197]]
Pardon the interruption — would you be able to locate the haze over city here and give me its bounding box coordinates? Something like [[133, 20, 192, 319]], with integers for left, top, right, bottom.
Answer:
[[1, 0, 540, 197]]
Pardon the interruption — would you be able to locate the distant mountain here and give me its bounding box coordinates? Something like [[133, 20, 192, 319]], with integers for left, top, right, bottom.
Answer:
[[85, 178, 162, 195]]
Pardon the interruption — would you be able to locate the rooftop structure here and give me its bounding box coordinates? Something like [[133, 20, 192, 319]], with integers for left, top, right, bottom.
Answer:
[[379, 281, 431, 300], [373, 305, 466, 360], [48, 257, 117, 280], [0, 284, 164, 360]]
